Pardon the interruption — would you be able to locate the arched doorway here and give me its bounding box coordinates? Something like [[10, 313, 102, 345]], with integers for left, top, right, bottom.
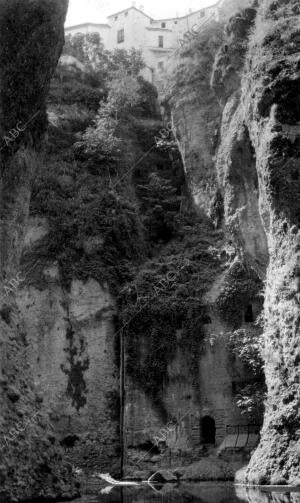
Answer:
[[245, 304, 254, 323], [201, 416, 216, 444]]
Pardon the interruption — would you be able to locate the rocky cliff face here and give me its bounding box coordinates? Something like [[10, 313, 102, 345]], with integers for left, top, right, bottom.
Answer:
[[234, 0, 300, 484], [17, 216, 121, 475], [168, 0, 300, 485], [0, 1, 81, 501], [1, 0, 298, 493], [12, 52, 187, 482]]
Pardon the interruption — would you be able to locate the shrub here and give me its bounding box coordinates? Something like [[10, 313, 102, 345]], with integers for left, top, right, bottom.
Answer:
[[228, 327, 263, 375], [236, 383, 266, 422], [228, 326, 266, 422], [137, 172, 182, 242], [106, 48, 145, 76], [217, 259, 262, 327], [75, 114, 122, 159], [119, 214, 223, 416]]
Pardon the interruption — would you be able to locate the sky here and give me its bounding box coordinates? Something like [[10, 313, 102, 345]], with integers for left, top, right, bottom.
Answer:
[[66, 0, 218, 26]]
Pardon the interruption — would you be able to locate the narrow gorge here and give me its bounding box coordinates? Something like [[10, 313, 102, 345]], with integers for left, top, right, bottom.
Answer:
[[0, 0, 299, 501]]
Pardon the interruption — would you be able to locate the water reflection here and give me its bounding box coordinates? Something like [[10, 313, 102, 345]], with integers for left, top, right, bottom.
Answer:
[[70, 482, 300, 503], [236, 486, 300, 503]]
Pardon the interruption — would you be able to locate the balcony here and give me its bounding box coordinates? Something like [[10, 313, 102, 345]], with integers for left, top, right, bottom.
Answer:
[[148, 46, 175, 53]]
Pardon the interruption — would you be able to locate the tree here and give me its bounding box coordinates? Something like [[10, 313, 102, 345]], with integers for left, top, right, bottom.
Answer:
[[107, 48, 145, 76], [63, 32, 109, 88], [63, 32, 108, 69], [75, 70, 144, 160], [77, 111, 121, 159], [228, 327, 266, 422], [107, 71, 141, 119]]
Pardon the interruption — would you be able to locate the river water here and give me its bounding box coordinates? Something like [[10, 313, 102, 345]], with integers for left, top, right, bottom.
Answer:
[[67, 482, 300, 503]]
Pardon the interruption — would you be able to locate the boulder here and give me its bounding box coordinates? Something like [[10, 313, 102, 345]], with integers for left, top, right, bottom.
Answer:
[[148, 470, 177, 483]]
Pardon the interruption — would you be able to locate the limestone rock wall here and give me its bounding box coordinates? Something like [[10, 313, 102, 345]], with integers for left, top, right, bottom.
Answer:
[[170, 21, 223, 223], [237, 0, 300, 484], [17, 217, 121, 474], [169, 0, 300, 485]]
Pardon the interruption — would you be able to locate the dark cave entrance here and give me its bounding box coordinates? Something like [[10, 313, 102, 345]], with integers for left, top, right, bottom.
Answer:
[[200, 416, 216, 444], [245, 304, 254, 323]]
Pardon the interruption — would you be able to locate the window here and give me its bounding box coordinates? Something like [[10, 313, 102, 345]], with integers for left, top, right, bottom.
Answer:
[[158, 61, 164, 71], [199, 9, 205, 17], [161, 22, 166, 28], [174, 20, 178, 24], [125, 11, 128, 16], [117, 29, 124, 43], [114, 15, 118, 21], [158, 35, 164, 48]]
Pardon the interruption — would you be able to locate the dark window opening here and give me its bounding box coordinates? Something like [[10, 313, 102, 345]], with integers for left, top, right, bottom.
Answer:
[[125, 11, 128, 16], [158, 61, 164, 71], [158, 35, 164, 48], [245, 304, 254, 323], [161, 22, 166, 28], [114, 16, 118, 21], [200, 9, 205, 17], [201, 416, 216, 444], [117, 29, 125, 43]]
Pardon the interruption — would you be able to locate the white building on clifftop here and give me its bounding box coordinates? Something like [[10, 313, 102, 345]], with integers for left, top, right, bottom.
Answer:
[[65, 1, 225, 82]]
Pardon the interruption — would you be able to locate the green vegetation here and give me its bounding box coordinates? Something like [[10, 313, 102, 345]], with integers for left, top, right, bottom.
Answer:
[[217, 259, 262, 326], [217, 259, 266, 422], [63, 32, 145, 86], [119, 213, 224, 417], [30, 174, 145, 291], [228, 326, 266, 422], [75, 71, 144, 159], [25, 42, 182, 305], [27, 47, 154, 291], [136, 172, 182, 242]]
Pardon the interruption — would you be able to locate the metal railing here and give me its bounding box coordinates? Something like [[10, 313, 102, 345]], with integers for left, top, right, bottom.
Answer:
[[225, 424, 261, 448]]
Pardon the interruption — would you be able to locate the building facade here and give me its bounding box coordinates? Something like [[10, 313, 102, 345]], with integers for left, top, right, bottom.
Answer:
[[65, 1, 224, 83]]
